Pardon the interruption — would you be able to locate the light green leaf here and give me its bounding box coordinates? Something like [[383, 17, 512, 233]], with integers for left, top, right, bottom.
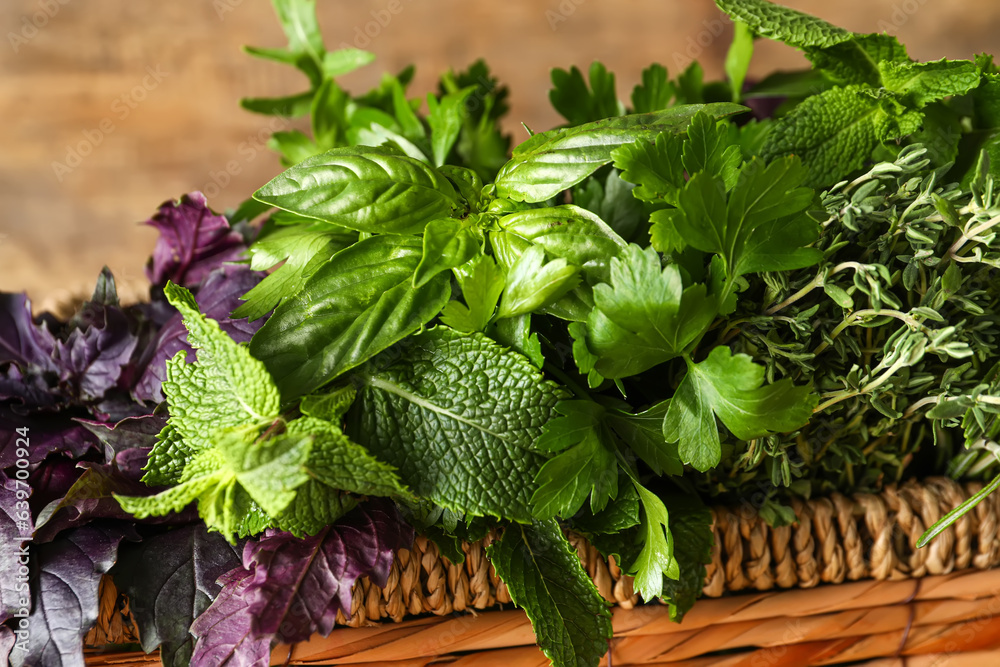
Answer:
[[611, 132, 685, 204], [268, 130, 321, 166], [299, 385, 357, 421], [254, 146, 460, 234], [439, 255, 506, 332], [348, 327, 566, 521], [321, 48, 375, 78], [495, 205, 628, 283], [497, 246, 580, 320], [581, 245, 717, 379], [806, 33, 910, 86], [495, 104, 747, 203], [725, 21, 755, 102], [488, 520, 612, 667], [714, 0, 852, 49], [427, 86, 476, 167], [240, 92, 315, 118], [413, 218, 482, 288], [630, 481, 678, 601], [663, 347, 817, 471], [233, 223, 356, 322], [249, 235, 451, 399], [631, 64, 675, 113], [530, 402, 617, 519], [156, 283, 281, 456], [606, 401, 682, 476], [879, 58, 981, 107]]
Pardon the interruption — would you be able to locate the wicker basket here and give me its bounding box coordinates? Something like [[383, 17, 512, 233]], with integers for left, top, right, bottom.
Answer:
[[82, 477, 1000, 666]]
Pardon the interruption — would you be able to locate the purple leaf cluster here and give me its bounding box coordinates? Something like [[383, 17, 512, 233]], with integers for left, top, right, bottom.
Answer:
[[190, 500, 414, 667], [0, 192, 269, 666]]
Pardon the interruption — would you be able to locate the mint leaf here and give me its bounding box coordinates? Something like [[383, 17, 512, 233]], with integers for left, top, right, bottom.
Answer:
[[580, 245, 716, 379], [488, 520, 612, 667], [630, 481, 678, 601], [715, 0, 852, 49], [413, 218, 482, 288], [250, 235, 451, 398], [234, 223, 356, 321], [142, 283, 281, 486], [497, 246, 580, 320], [550, 62, 624, 125], [495, 104, 747, 203], [530, 401, 617, 519], [254, 146, 460, 234], [439, 255, 505, 332], [663, 347, 816, 471], [806, 33, 910, 86], [879, 59, 981, 107], [761, 85, 923, 186], [349, 327, 565, 521]]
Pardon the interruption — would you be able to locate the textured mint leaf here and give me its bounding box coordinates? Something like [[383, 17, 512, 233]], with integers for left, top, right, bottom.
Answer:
[[715, 0, 852, 49], [879, 59, 981, 107], [413, 218, 482, 288], [530, 402, 617, 519], [111, 525, 242, 667], [233, 223, 356, 322], [495, 104, 747, 203], [497, 246, 580, 320], [806, 33, 910, 86], [439, 255, 505, 332], [659, 494, 713, 621], [631, 64, 675, 113], [581, 245, 716, 379], [159, 283, 281, 448], [488, 520, 612, 667], [663, 347, 816, 471], [761, 85, 922, 186], [250, 235, 451, 399], [253, 146, 460, 234], [120, 428, 312, 540], [550, 62, 625, 125], [142, 422, 188, 486], [289, 416, 409, 498], [630, 481, 678, 601], [348, 327, 565, 521], [299, 385, 357, 421]]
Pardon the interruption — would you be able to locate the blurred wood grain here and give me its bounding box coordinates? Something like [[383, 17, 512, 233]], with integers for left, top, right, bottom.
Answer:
[[2, 0, 999, 310]]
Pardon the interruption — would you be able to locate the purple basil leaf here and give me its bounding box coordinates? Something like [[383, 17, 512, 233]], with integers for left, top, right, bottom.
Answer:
[[0, 624, 14, 665], [132, 266, 264, 403], [0, 293, 58, 405], [76, 413, 166, 478], [0, 410, 97, 468], [1, 472, 31, 623], [189, 568, 273, 667], [26, 458, 82, 517], [31, 462, 180, 544], [145, 192, 248, 289], [9, 523, 131, 667], [112, 525, 243, 667]]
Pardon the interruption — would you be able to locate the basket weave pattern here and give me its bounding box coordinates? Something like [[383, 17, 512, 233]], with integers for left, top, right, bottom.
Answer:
[[83, 477, 1000, 664]]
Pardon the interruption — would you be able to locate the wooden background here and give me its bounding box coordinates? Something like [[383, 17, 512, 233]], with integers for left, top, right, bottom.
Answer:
[[3, 0, 1000, 311]]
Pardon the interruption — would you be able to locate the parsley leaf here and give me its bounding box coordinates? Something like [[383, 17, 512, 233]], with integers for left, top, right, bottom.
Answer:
[[663, 347, 816, 471], [439, 255, 505, 332]]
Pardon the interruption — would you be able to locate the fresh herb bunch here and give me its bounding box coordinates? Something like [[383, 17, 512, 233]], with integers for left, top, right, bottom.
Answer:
[[4, 1, 1000, 666]]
